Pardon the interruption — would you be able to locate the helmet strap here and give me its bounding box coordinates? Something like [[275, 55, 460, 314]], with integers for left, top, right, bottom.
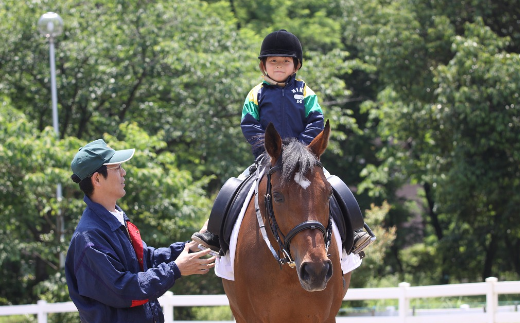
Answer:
[[262, 74, 286, 87]]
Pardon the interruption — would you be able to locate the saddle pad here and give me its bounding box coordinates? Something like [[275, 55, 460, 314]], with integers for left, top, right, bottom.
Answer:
[[215, 181, 362, 281]]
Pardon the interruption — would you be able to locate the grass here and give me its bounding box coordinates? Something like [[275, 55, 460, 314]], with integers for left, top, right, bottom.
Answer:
[[0, 315, 35, 323]]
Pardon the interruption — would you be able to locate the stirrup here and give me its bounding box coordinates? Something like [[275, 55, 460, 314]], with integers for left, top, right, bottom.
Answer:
[[195, 243, 220, 257], [351, 224, 376, 258], [191, 232, 221, 256]]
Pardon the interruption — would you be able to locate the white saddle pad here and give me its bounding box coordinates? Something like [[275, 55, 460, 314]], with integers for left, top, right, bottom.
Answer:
[[215, 179, 362, 281]]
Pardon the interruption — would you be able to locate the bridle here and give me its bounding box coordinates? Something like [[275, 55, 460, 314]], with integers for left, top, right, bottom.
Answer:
[[254, 161, 333, 268]]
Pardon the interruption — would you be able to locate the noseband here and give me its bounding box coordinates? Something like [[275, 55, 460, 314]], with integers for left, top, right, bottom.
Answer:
[[254, 162, 333, 268]]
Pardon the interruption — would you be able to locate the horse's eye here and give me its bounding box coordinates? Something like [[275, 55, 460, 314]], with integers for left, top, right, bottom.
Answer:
[[273, 192, 285, 203]]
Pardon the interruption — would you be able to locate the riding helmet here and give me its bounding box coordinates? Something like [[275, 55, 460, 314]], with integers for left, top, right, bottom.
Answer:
[[258, 29, 303, 66]]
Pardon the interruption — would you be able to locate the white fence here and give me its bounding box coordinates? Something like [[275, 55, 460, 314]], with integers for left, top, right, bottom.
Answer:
[[1, 277, 519, 323]]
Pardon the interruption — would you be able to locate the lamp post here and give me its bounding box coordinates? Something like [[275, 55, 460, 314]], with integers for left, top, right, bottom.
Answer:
[[38, 12, 65, 267]]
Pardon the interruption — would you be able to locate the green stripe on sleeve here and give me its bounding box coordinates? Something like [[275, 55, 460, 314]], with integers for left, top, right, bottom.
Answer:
[[241, 84, 262, 120], [303, 85, 323, 117]]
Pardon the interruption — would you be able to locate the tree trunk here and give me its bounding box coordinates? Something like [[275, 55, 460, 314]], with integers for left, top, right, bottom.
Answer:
[[423, 182, 443, 240], [482, 231, 499, 280]]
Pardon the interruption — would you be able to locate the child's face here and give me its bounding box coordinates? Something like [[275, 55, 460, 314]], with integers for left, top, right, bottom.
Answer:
[[265, 56, 297, 82]]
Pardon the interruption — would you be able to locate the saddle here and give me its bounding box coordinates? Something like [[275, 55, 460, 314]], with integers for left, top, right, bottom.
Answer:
[[327, 175, 365, 253], [207, 169, 371, 255], [206, 170, 257, 254]]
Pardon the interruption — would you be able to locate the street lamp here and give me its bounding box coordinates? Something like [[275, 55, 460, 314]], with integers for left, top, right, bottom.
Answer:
[[38, 12, 63, 137], [38, 12, 65, 267]]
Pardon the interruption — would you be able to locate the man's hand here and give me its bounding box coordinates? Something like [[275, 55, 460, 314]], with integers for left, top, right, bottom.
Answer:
[[175, 243, 216, 276]]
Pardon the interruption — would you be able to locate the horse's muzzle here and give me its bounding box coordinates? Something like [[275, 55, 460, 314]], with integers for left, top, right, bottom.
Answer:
[[298, 259, 333, 291]]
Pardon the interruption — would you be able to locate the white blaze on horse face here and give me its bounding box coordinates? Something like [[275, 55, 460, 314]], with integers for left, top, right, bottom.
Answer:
[[294, 172, 311, 189]]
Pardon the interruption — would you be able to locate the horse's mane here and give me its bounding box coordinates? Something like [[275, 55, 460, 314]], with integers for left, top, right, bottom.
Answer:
[[259, 138, 319, 185]]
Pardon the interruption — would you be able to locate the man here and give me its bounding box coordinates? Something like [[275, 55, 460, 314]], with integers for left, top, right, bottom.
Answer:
[[65, 139, 215, 323]]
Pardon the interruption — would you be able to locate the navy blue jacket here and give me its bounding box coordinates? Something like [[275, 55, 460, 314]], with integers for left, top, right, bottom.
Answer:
[[65, 195, 184, 323], [241, 74, 324, 158]]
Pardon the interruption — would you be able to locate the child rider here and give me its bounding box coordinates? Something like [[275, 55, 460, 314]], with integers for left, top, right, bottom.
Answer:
[[193, 29, 324, 252]]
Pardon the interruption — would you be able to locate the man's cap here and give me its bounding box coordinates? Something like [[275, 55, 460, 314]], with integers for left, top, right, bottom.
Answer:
[[71, 139, 135, 181]]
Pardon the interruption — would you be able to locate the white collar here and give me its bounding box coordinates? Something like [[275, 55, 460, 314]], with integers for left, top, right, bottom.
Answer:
[[110, 209, 125, 226]]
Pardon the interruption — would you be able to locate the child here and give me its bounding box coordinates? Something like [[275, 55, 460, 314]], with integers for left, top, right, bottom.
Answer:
[[193, 29, 324, 252], [241, 29, 324, 158]]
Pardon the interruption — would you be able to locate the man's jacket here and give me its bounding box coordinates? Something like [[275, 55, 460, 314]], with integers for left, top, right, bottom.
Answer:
[[65, 195, 184, 323], [241, 74, 324, 158]]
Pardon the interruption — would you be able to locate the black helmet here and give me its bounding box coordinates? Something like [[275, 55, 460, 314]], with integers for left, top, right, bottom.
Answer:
[[258, 29, 303, 66]]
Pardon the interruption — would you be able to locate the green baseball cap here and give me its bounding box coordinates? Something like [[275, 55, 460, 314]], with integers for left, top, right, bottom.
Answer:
[[71, 139, 135, 181]]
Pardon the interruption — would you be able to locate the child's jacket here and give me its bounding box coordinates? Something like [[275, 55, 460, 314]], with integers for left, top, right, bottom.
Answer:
[[241, 74, 324, 158]]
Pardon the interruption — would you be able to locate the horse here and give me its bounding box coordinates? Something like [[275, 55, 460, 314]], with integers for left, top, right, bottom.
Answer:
[[222, 121, 351, 323]]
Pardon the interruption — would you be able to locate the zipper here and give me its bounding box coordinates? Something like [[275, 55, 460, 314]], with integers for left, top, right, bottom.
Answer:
[[281, 87, 285, 135]]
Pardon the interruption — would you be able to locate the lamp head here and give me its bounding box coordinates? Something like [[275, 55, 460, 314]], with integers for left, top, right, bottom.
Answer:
[[38, 12, 63, 38]]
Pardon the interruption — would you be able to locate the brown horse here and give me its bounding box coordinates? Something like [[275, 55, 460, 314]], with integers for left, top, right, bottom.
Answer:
[[222, 121, 351, 323]]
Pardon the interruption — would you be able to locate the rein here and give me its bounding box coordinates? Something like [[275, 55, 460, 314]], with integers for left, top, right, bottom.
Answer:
[[254, 161, 333, 268]]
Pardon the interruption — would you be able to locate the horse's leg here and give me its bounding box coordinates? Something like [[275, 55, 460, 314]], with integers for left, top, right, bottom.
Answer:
[[322, 272, 352, 323], [229, 204, 281, 323], [228, 304, 248, 323], [342, 271, 352, 295], [222, 280, 248, 323]]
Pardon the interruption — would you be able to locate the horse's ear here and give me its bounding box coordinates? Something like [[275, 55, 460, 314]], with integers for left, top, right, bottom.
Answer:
[[264, 123, 282, 164], [308, 120, 330, 159]]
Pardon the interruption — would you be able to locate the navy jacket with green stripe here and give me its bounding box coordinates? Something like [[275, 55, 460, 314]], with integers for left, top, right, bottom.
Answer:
[[65, 195, 184, 323], [241, 74, 324, 158]]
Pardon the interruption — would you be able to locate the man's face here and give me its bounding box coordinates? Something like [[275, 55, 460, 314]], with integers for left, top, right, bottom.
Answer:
[[97, 164, 127, 200]]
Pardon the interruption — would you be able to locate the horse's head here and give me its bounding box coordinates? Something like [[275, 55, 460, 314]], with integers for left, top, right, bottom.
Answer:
[[261, 120, 333, 292]]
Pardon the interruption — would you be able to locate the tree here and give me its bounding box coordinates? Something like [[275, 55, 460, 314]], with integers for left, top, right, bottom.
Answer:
[[432, 19, 520, 280], [0, 0, 257, 182], [340, 0, 520, 282]]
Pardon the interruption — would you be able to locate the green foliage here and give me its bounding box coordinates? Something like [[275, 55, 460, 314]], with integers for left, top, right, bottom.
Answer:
[[190, 306, 233, 321], [225, 0, 343, 52], [431, 17, 520, 281], [0, 316, 35, 323], [0, 99, 79, 304], [0, 0, 253, 181], [350, 202, 396, 287], [348, 0, 520, 283]]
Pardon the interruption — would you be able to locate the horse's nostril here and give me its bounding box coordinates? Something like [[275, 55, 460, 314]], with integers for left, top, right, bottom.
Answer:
[[325, 260, 333, 281], [300, 263, 311, 281], [300, 260, 333, 283]]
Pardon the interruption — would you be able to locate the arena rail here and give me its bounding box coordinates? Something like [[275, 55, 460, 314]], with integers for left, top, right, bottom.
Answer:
[[1, 277, 519, 323]]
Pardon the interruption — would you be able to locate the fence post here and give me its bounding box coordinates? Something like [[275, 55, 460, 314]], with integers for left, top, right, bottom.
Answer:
[[162, 291, 175, 323], [37, 300, 48, 323], [398, 282, 410, 322], [485, 277, 498, 323]]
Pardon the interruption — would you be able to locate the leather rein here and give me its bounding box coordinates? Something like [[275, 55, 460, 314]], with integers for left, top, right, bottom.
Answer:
[[253, 162, 333, 268]]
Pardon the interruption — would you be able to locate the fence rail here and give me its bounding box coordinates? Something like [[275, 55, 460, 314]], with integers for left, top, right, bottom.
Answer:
[[1, 277, 519, 323]]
